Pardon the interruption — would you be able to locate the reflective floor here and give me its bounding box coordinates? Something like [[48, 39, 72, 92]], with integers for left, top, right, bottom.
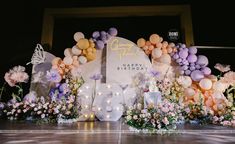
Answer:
[[0, 119, 235, 144]]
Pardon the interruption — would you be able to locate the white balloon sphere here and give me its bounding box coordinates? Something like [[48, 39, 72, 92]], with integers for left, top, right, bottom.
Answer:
[[64, 48, 73, 57], [72, 45, 82, 55], [74, 32, 85, 42], [152, 48, 162, 58], [78, 56, 87, 64], [199, 78, 212, 90], [159, 54, 171, 64], [63, 56, 73, 65]]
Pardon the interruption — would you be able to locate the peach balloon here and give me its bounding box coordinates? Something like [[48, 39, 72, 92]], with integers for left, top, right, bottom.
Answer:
[[145, 49, 151, 55], [149, 34, 160, 44], [63, 56, 73, 65], [143, 45, 149, 50], [148, 45, 154, 51], [167, 47, 173, 53], [137, 38, 146, 48], [156, 43, 162, 49], [168, 42, 175, 48], [77, 38, 90, 49], [184, 88, 195, 97], [162, 48, 168, 54], [162, 41, 168, 49], [52, 57, 62, 65], [213, 81, 226, 92], [145, 41, 151, 46]]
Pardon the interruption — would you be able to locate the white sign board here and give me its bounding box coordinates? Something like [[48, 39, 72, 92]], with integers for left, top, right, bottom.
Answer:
[[106, 37, 152, 85]]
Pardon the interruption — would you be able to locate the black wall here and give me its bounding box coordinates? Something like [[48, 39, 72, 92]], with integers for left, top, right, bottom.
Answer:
[[1, 0, 235, 92]]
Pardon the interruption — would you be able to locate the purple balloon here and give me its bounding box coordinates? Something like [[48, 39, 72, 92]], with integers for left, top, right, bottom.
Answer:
[[179, 50, 188, 59], [176, 58, 182, 63], [181, 44, 186, 48], [201, 67, 211, 76], [95, 40, 105, 49], [187, 54, 197, 63], [190, 63, 195, 66], [182, 60, 189, 65], [108, 27, 118, 36], [173, 54, 179, 59], [92, 31, 100, 39], [190, 70, 204, 81], [189, 66, 196, 71], [100, 31, 106, 37], [188, 46, 197, 54], [196, 55, 209, 66], [182, 65, 188, 70], [185, 70, 191, 75], [195, 64, 201, 69]]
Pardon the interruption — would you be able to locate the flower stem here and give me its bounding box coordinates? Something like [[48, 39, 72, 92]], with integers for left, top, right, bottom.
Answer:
[[0, 82, 6, 101]]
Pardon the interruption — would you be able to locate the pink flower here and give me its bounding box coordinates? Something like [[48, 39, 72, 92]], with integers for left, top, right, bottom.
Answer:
[[220, 71, 235, 85], [162, 117, 169, 125], [4, 73, 16, 87], [4, 65, 29, 87], [161, 107, 169, 113], [213, 116, 219, 122], [214, 63, 230, 73]]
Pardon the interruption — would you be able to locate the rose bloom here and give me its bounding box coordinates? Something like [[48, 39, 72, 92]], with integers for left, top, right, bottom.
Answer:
[[214, 63, 230, 73], [133, 115, 138, 120], [162, 117, 169, 125]]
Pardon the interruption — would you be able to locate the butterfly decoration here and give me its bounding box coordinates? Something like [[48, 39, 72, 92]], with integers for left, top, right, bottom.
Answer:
[[27, 44, 46, 65]]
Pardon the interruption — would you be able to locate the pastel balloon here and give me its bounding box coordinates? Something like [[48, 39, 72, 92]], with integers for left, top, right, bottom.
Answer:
[[137, 38, 146, 48], [152, 48, 162, 58], [52, 57, 61, 65], [78, 56, 87, 64], [95, 40, 105, 49], [187, 54, 197, 63], [162, 41, 168, 48], [166, 47, 173, 53], [92, 31, 100, 39], [77, 38, 90, 49], [72, 45, 82, 55], [74, 32, 85, 42], [108, 27, 118, 36], [159, 54, 171, 64], [148, 45, 154, 51], [145, 41, 151, 46], [196, 55, 209, 66], [184, 88, 195, 97], [184, 70, 191, 75], [199, 78, 212, 90], [156, 43, 162, 48], [149, 34, 160, 44], [201, 67, 211, 75], [168, 42, 175, 48], [188, 46, 197, 54], [179, 49, 188, 59], [213, 92, 223, 99], [64, 48, 73, 57], [63, 56, 73, 65], [190, 70, 204, 81]]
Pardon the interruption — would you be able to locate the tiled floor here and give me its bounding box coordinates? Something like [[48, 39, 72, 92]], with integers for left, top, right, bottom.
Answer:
[[0, 119, 235, 144]]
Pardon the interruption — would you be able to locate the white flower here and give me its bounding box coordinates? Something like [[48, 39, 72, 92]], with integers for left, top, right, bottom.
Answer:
[[126, 115, 132, 121], [41, 114, 45, 119], [34, 108, 38, 111], [37, 111, 42, 115], [17, 109, 21, 113], [133, 115, 138, 120], [23, 109, 27, 113]]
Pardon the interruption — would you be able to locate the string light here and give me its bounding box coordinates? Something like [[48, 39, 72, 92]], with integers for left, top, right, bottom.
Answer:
[[98, 107, 101, 111], [107, 100, 111, 104], [107, 84, 111, 89], [85, 105, 88, 109], [84, 114, 88, 118], [78, 89, 83, 93], [98, 92, 102, 96], [115, 92, 120, 96], [85, 86, 89, 89], [85, 95, 89, 99], [116, 107, 120, 111], [106, 115, 110, 118]]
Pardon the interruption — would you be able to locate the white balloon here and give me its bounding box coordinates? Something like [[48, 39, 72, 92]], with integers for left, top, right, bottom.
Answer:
[[74, 32, 85, 42], [64, 48, 73, 57], [63, 56, 73, 65], [78, 56, 87, 64], [159, 54, 171, 64], [152, 48, 162, 58], [72, 45, 82, 55], [199, 78, 212, 90]]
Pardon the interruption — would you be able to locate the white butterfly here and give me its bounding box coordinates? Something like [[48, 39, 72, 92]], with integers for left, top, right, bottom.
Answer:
[[27, 44, 46, 65]]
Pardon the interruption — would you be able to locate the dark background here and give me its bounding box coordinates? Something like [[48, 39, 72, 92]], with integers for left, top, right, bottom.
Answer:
[[1, 0, 235, 100]]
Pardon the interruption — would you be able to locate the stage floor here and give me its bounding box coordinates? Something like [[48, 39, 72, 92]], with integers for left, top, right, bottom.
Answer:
[[0, 119, 235, 144]]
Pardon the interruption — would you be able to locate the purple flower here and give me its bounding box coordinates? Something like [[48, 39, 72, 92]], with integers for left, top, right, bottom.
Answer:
[[23, 91, 37, 103], [90, 73, 103, 80], [59, 83, 70, 95], [46, 69, 62, 83], [149, 69, 160, 77]]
